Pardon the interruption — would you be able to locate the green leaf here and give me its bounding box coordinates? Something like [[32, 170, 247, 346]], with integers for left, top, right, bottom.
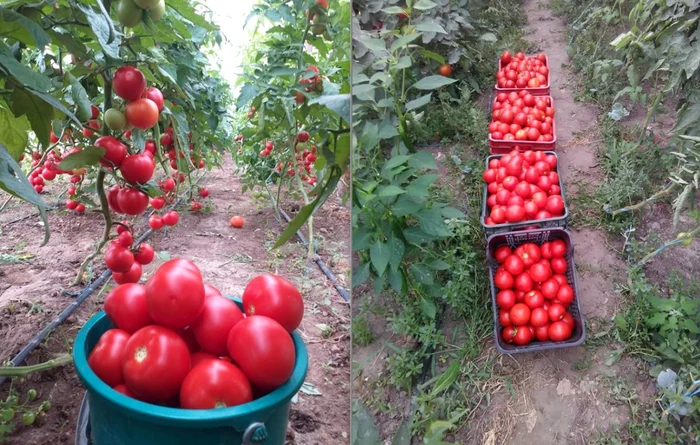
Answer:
[[392, 421, 411, 445], [416, 208, 450, 237], [0, 42, 52, 92], [418, 49, 445, 65], [406, 174, 439, 198], [377, 185, 405, 198], [414, 23, 447, 34], [409, 151, 437, 170], [430, 360, 460, 396], [441, 207, 466, 219], [681, 319, 700, 334], [646, 312, 668, 327], [308, 94, 351, 124], [75, 4, 121, 60], [58, 147, 105, 170], [480, 32, 498, 42], [392, 195, 423, 217], [9, 88, 53, 149], [404, 226, 437, 245], [393, 56, 412, 70], [0, 143, 49, 245], [390, 33, 421, 52], [413, 0, 439, 10], [672, 102, 700, 134], [0, 107, 29, 160], [352, 263, 371, 288], [426, 259, 450, 270], [420, 295, 436, 317], [387, 267, 406, 293], [405, 93, 432, 112], [169, 106, 192, 158], [382, 7, 406, 14], [384, 155, 411, 170], [66, 73, 92, 122], [412, 75, 457, 91], [0, 7, 51, 47], [387, 233, 405, 272], [412, 263, 434, 286], [351, 400, 381, 445], [353, 226, 372, 251], [370, 241, 391, 276]]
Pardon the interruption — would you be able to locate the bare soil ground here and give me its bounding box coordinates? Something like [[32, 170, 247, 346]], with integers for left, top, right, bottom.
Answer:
[[0, 157, 351, 445]]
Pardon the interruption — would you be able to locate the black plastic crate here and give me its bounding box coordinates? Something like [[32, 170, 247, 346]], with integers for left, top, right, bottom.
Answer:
[[481, 151, 570, 236], [486, 228, 586, 354]]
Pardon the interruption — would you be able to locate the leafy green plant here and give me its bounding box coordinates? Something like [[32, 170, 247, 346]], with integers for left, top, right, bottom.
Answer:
[[233, 0, 351, 253]]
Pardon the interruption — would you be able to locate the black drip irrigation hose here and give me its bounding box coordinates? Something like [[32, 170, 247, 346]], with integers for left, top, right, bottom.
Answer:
[[275, 206, 351, 303], [0, 175, 204, 385]]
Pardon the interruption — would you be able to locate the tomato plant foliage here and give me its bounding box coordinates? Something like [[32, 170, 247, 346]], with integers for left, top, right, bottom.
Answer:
[[0, 0, 234, 244], [233, 0, 351, 249]]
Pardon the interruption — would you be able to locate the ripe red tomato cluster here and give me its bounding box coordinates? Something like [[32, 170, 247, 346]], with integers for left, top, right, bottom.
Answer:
[[272, 135, 317, 185], [483, 150, 564, 225], [496, 51, 549, 89], [259, 141, 273, 157], [89, 261, 304, 409], [103, 228, 155, 283], [234, 135, 244, 142], [299, 65, 323, 93], [27, 149, 72, 194], [113, 66, 161, 130], [489, 91, 555, 142], [493, 241, 576, 345], [160, 126, 206, 170]]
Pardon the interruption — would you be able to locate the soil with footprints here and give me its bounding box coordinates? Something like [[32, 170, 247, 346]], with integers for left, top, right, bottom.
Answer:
[[0, 157, 350, 445]]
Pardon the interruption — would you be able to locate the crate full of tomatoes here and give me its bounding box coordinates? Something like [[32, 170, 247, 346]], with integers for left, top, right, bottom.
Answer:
[[495, 51, 550, 96], [481, 150, 568, 235], [488, 92, 556, 153], [86, 258, 304, 408], [487, 229, 585, 353]]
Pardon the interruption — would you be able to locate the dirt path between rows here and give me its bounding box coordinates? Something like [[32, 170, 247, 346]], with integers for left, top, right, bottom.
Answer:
[[475, 1, 652, 444], [0, 157, 350, 445]]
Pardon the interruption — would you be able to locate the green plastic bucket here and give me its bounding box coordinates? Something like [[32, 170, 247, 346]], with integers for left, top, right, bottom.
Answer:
[[73, 299, 308, 445]]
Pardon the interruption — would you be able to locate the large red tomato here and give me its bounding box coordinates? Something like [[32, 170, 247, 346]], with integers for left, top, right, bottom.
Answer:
[[120, 154, 155, 184], [242, 274, 304, 332], [112, 261, 142, 284], [204, 284, 223, 298], [179, 359, 253, 409], [190, 295, 245, 355], [125, 98, 159, 130], [117, 187, 149, 215], [88, 329, 131, 387], [122, 326, 191, 403], [134, 243, 154, 265], [104, 283, 152, 334], [95, 136, 127, 167], [145, 259, 205, 330], [113, 66, 146, 101], [227, 316, 295, 392], [104, 245, 134, 273]]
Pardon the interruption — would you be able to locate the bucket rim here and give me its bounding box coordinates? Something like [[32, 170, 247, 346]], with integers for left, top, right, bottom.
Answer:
[[73, 297, 308, 425]]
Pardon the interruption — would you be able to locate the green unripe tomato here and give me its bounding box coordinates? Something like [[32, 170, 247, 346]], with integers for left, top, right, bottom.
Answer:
[[1, 408, 14, 422], [21, 412, 35, 426], [149, 0, 166, 21], [117, 0, 143, 28], [311, 23, 326, 35], [134, 0, 161, 9], [104, 108, 127, 131], [26, 389, 37, 401]]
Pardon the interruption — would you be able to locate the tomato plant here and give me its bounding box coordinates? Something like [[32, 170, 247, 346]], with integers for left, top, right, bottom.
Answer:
[[232, 0, 351, 253]]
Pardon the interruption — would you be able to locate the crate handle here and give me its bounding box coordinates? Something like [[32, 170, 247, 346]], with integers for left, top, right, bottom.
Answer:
[[242, 422, 267, 444]]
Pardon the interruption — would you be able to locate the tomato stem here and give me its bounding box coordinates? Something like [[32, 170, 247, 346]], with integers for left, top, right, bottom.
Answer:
[[0, 354, 72, 378]]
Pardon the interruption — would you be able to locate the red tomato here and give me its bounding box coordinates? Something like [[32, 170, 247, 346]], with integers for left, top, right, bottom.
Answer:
[[548, 303, 566, 322], [529, 261, 551, 283], [148, 216, 164, 230], [113, 66, 146, 101], [104, 283, 152, 334], [514, 272, 534, 292], [550, 257, 567, 274], [150, 197, 165, 210], [548, 321, 572, 342], [530, 308, 549, 327], [502, 326, 516, 343], [179, 359, 253, 409], [550, 239, 567, 258], [540, 278, 560, 299], [204, 284, 223, 298], [88, 329, 130, 387], [120, 154, 155, 184], [540, 241, 553, 259], [144, 87, 164, 111], [126, 98, 159, 130], [499, 309, 512, 327], [496, 290, 516, 310], [113, 384, 138, 398], [95, 136, 127, 168], [494, 270, 514, 290], [145, 259, 205, 329], [227, 316, 295, 392], [509, 303, 531, 326], [524, 290, 545, 309], [113, 261, 142, 284], [117, 187, 149, 215], [494, 246, 512, 263], [242, 274, 304, 333], [503, 255, 525, 276], [546, 195, 565, 215], [556, 284, 575, 305], [162, 211, 179, 226], [105, 245, 134, 273], [483, 169, 497, 183], [190, 352, 218, 368], [190, 296, 245, 355], [122, 326, 191, 403], [513, 326, 533, 345], [561, 312, 575, 329], [134, 243, 154, 265], [515, 243, 541, 267]]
